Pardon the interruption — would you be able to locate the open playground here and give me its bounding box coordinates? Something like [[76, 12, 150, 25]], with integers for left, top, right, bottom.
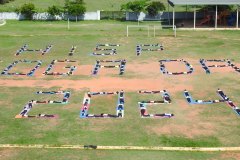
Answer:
[[0, 18, 240, 159]]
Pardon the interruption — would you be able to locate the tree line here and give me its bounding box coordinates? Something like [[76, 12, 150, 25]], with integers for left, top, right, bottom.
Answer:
[[10, 0, 165, 20], [15, 0, 86, 20]]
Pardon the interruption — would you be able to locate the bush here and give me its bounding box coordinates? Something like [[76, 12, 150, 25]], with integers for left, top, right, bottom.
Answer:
[[146, 1, 165, 17], [16, 3, 36, 20]]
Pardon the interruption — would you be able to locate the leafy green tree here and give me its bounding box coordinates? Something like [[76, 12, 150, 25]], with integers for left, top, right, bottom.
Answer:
[[121, 0, 149, 13], [146, 1, 165, 17], [47, 5, 62, 20], [64, 0, 86, 21], [68, 4, 85, 16], [16, 3, 36, 20], [121, 0, 149, 23]]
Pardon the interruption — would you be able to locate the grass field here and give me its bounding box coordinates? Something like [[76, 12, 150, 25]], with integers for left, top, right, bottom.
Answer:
[[0, 20, 240, 159]]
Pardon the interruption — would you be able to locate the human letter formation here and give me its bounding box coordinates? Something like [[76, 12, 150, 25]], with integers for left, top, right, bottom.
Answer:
[[184, 89, 240, 116], [1, 59, 240, 76], [15, 89, 240, 119], [43, 59, 77, 76], [92, 60, 126, 75], [1, 60, 42, 76], [80, 91, 124, 118], [15, 91, 70, 119], [91, 44, 120, 56], [16, 44, 53, 56], [136, 44, 164, 56]]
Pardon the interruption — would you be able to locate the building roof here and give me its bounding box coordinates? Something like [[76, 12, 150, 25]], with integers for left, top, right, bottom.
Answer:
[[168, 0, 240, 6]]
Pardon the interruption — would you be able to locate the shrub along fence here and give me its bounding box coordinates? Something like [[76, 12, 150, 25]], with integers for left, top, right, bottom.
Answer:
[[100, 11, 126, 20], [0, 11, 204, 21]]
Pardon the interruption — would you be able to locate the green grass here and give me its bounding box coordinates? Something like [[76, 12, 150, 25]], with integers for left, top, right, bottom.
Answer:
[[160, 135, 220, 147], [0, 20, 240, 159]]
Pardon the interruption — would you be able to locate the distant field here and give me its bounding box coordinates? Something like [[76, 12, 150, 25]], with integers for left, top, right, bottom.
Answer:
[[0, 20, 240, 159], [0, 0, 188, 12]]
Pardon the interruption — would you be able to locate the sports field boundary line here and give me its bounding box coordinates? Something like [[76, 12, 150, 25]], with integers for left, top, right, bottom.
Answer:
[[1, 144, 240, 152]]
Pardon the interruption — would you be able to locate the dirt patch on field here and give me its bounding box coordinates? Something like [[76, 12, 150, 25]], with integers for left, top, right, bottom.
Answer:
[[0, 149, 17, 159], [163, 61, 189, 73], [221, 152, 240, 160], [98, 67, 120, 76], [146, 121, 215, 138], [0, 77, 192, 92], [127, 61, 160, 76], [76, 65, 93, 75]]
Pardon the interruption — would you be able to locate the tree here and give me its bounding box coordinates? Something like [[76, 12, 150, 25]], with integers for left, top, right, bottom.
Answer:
[[47, 5, 62, 20], [16, 3, 36, 20], [146, 1, 165, 17], [121, 0, 149, 13], [64, 0, 86, 21], [121, 0, 149, 24]]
